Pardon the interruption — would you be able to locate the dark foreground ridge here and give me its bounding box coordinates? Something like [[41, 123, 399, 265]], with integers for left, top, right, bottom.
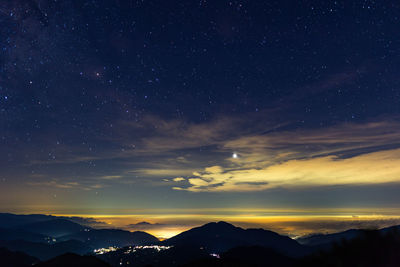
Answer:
[[1, 213, 400, 266], [35, 253, 111, 267]]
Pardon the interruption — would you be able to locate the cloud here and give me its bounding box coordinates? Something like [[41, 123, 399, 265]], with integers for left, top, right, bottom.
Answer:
[[17, 111, 400, 193], [27, 180, 80, 189], [130, 168, 194, 177], [173, 177, 185, 182], [174, 148, 400, 192], [110, 111, 283, 155], [223, 120, 400, 163], [100, 175, 122, 180], [119, 116, 400, 171], [27, 180, 105, 191]]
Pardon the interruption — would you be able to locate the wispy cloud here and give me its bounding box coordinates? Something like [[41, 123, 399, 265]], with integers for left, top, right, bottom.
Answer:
[[19, 111, 400, 193], [167, 117, 400, 192], [100, 175, 123, 180], [173, 148, 400, 191], [172, 177, 185, 182], [27, 180, 106, 191]]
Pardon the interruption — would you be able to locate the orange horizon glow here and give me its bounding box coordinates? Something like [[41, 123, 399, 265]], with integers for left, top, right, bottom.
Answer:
[[40, 210, 400, 239], [5, 206, 400, 239]]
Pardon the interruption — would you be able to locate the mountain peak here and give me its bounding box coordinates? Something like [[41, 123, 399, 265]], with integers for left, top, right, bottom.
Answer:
[[216, 221, 233, 226], [164, 221, 306, 256]]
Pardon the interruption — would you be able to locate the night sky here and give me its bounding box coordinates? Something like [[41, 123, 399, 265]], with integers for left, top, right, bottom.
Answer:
[[1, 0, 400, 238]]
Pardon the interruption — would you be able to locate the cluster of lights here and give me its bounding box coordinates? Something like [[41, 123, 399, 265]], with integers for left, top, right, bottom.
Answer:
[[123, 245, 172, 254], [45, 237, 57, 243], [94, 246, 119, 255], [95, 245, 172, 255], [136, 245, 172, 251]]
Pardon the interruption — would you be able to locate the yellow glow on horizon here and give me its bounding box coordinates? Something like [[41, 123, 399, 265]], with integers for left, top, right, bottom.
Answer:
[[8, 206, 400, 239], [45, 210, 400, 239]]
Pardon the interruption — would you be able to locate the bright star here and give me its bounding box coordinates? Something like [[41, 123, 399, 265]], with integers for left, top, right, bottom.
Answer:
[[232, 153, 238, 159]]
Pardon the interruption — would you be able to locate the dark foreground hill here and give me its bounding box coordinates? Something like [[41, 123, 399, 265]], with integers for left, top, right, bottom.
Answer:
[[164, 221, 308, 257], [0, 239, 92, 260], [35, 253, 110, 267], [98, 244, 212, 267], [184, 246, 295, 267], [0, 247, 40, 267], [298, 229, 400, 267]]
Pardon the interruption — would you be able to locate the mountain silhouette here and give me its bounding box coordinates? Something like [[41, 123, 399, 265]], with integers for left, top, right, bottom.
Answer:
[[0, 213, 101, 230], [0, 247, 40, 267], [164, 221, 308, 257], [297, 224, 400, 249], [380, 224, 400, 234], [184, 246, 294, 267], [298, 229, 400, 267], [59, 228, 159, 248], [0, 239, 92, 260], [0, 227, 50, 243], [4, 212, 400, 266], [0, 213, 53, 228], [297, 229, 363, 247], [16, 219, 88, 238], [35, 253, 110, 267]]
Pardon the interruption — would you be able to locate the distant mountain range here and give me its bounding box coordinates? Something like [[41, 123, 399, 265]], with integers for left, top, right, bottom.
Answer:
[[0, 213, 103, 229], [59, 228, 159, 248], [0, 227, 50, 243], [16, 218, 89, 238], [1, 213, 400, 266], [0, 213, 159, 260], [0, 213, 54, 228], [297, 229, 364, 247], [297, 224, 400, 248]]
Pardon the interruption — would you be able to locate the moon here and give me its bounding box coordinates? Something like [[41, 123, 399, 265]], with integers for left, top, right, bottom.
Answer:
[[232, 153, 239, 159]]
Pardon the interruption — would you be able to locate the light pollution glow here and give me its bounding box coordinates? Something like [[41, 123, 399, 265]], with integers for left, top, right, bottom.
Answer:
[[50, 209, 400, 239]]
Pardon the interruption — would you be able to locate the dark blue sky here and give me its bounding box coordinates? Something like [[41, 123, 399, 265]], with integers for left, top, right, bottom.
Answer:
[[1, 0, 400, 236]]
